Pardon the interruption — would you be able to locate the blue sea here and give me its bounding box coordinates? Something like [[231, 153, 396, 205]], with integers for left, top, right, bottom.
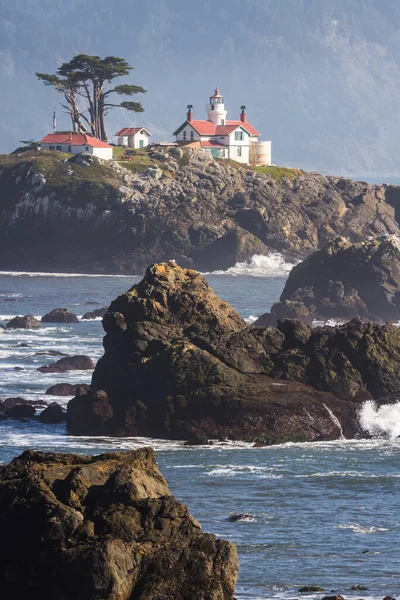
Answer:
[[0, 255, 399, 600]]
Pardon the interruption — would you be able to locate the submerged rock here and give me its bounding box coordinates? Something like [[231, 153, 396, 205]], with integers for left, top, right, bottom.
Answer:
[[256, 236, 400, 324], [6, 315, 40, 329], [81, 306, 108, 320], [0, 449, 238, 599], [38, 355, 95, 374], [41, 308, 79, 324], [67, 262, 373, 442]]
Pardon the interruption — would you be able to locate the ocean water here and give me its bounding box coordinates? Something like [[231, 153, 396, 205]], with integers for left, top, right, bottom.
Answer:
[[0, 257, 399, 600]]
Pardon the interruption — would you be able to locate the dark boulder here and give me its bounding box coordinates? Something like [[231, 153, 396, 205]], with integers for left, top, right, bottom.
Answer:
[[39, 404, 66, 424], [41, 308, 79, 324], [227, 514, 256, 522], [35, 350, 68, 357], [67, 263, 368, 442], [2, 397, 45, 409], [38, 355, 95, 374], [6, 315, 40, 329], [299, 587, 325, 593], [45, 383, 90, 396], [4, 404, 36, 418], [257, 236, 400, 324], [81, 306, 108, 320], [0, 449, 238, 600]]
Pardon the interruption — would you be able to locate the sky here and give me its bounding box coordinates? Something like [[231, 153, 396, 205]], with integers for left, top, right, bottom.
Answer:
[[1, 0, 400, 174]]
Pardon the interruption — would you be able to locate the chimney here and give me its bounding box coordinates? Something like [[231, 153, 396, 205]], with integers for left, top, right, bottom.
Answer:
[[240, 105, 247, 123], [187, 104, 193, 122]]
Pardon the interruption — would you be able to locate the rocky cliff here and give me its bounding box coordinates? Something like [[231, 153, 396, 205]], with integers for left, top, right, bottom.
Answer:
[[0, 148, 400, 273], [0, 448, 238, 600], [67, 262, 400, 443]]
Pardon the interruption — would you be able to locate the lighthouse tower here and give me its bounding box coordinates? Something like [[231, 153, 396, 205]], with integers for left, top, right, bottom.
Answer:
[[206, 89, 227, 125]]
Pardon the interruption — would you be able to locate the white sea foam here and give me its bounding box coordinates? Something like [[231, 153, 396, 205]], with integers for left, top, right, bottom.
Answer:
[[359, 400, 400, 439], [204, 254, 297, 277], [245, 315, 258, 325], [0, 271, 134, 278], [336, 523, 389, 534], [207, 465, 283, 477]]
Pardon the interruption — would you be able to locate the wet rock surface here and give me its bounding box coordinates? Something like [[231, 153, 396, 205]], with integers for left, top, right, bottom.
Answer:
[[65, 262, 400, 442], [256, 236, 400, 324], [81, 306, 108, 320], [6, 315, 40, 329], [46, 383, 90, 396], [0, 449, 238, 600], [38, 355, 95, 374], [41, 308, 79, 323], [39, 403, 66, 423], [1, 149, 400, 273]]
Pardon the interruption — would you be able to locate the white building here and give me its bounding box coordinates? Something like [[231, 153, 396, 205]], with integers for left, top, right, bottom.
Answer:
[[40, 133, 113, 160], [115, 127, 151, 149], [173, 89, 271, 165]]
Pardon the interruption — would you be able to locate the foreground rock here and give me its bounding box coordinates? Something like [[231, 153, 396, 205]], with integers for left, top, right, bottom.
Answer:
[[38, 355, 95, 374], [65, 262, 399, 442], [41, 308, 79, 324], [256, 236, 400, 325], [1, 148, 400, 274], [6, 315, 40, 329], [0, 449, 238, 599], [39, 404, 66, 423]]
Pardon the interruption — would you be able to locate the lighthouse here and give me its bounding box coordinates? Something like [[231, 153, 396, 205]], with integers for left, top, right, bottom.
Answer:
[[206, 89, 227, 125], [173, 88, 271, 166]]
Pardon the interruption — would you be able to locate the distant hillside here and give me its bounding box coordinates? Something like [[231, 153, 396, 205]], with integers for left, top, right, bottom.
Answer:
[[0, 147, 399, 274], [1, 0, 400, 174]]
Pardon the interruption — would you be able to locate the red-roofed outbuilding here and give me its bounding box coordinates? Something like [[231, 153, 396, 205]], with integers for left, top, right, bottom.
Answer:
[[40, 133, 113, 160], [115, 127, 151, 149]]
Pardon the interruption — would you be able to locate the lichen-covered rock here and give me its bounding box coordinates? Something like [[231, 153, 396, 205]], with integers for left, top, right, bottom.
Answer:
[[41, 308, 79, 323], [256, 236, 400, 324], [67, 262, 369, 442], [0, 449, 238, 600], [6, 315, 40, 329]]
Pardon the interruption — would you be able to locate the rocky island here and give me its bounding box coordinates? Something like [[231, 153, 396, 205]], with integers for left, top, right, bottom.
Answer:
[[67, 262, 400, 443], [1, 147, 400, 273], [0, 448, 238, 599], [256, 235, 400, 325]]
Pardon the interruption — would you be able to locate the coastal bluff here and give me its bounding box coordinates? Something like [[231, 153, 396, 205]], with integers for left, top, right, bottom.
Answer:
[[0, 448, 238, 600], [0, 147, 400, 273], [68, 262, 400, 442]]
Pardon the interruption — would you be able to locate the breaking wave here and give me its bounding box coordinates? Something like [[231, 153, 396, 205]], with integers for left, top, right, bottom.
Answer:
[[359, 400, 400, 439], [204, 254, 297, 277]]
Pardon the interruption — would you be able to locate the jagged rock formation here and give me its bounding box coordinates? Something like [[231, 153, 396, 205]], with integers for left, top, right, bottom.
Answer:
[[256, 236, 400, 325], [67, 262, 400, 443], [0, 449, 238, 599], [1, 149, 400, 273]]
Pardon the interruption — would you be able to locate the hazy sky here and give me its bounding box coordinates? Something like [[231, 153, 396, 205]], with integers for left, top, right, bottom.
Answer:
[[1, 0, 400, 174]]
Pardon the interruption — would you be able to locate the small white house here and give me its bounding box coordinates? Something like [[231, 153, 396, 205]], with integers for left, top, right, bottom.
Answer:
[[115, 127, 151, 149], [40, 133, 113, 160], [173, 89, 271, 165]]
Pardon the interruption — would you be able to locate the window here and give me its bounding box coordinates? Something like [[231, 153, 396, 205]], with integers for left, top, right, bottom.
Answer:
[[85, 146, 89, 151], [56, 145, 62, 151], [235, 131, 243, 141], [68, 146, 72, 153], [221, 119, 225, 125], [190, 130, 194, 140], [49, 145, 55, 150], [237, 146, 242, 157], [183, 131, 187, 140]]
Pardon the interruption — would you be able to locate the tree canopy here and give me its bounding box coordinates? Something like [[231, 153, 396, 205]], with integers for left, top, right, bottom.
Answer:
[[36, 54, 146, 141]]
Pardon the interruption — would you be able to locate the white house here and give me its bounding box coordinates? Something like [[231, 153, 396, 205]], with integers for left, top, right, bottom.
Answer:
[[115, 127, 151, 149], [173, 89, 271, 165], [40, 133, 113, 160]]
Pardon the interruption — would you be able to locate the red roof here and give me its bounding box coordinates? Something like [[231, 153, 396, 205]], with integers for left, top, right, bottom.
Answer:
[[40, 133, 112, 148], [201, 140, 227, 149], [115, 127, 151, 137], [176, 119, 260, 137]]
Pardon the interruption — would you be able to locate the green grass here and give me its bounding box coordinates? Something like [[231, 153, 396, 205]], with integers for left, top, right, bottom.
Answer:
[[253, 165, 303, 182], [0, 150, 122, 208]]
